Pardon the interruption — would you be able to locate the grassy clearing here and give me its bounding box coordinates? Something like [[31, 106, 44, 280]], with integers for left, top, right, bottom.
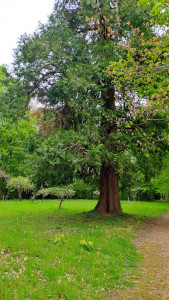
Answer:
[[0, 200, 168, 300], [122, 200, 169, 217]]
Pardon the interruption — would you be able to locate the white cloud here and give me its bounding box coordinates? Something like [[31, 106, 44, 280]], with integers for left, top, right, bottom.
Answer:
[[0, 0, 54, 66]]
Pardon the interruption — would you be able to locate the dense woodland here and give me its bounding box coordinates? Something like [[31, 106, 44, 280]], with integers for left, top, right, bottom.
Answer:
[[0, 0, 168, 214]]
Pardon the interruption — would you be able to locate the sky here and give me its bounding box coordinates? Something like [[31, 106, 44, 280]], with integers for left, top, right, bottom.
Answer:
[[0, 0, 55, 66]]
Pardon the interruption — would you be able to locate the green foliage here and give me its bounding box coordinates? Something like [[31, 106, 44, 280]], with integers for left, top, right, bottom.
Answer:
[[108, 27, 169, 177], [25, 133, 81, 189], [138, 0, 169, 25], [37, 186, 76, 199], [0, 66, 29, 120], [69, 179, 94, 199], [0, 169, 10, 181], [0, 117, 38, 176], [152, 153, 169, 198], [133, 186, 159, 201], [13, 0, 152, 170], [119, 153, 144, 200], [108, 33, 169, 102], [7, 176, 34, 200]]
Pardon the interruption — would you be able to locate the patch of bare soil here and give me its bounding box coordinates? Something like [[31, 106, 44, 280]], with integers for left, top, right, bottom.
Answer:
[[112, 211, 169, 300]]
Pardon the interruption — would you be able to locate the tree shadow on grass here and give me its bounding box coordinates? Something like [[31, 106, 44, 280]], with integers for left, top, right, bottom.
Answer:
[[46, 210, 146, 230]]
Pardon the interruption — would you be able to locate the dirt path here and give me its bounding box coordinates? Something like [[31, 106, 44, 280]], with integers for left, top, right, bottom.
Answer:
[[112, 211, 169, 300]]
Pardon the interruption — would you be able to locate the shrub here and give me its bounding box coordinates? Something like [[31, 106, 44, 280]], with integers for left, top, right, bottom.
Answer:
[[37, 186, 76, 208], [7, 176, 34, 201], [68, 179, 93, 199]]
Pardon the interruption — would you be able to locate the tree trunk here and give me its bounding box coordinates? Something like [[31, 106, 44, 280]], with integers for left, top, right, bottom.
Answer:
[[32, 194, 35, 203], [95, 164, 122, 216], [59, 198, 64, 209], [18, 189, 22, 201]]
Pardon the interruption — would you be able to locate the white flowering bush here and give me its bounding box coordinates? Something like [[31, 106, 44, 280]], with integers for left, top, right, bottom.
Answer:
[[37, 186, 76, 208]]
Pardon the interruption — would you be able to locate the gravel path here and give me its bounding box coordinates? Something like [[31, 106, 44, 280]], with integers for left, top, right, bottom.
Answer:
[[112, 211, 169, 300]]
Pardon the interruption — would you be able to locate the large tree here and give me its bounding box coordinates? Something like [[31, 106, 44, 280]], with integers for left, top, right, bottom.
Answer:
[[13, 0, 167, 215]]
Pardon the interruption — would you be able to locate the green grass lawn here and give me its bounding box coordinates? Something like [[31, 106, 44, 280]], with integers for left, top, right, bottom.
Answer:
[[0, 200, 168, 300]]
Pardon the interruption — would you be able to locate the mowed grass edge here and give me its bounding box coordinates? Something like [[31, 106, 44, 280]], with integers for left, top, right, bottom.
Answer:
[[0, 200, 169, 300]]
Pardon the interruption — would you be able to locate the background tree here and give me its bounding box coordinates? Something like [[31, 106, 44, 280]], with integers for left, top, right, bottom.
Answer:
[[118, 153, 144, 200], [0, 117, 38, 176], [0, 65, 39, 178], [0, 66, 29, 121], [152, 153, 169, 199]]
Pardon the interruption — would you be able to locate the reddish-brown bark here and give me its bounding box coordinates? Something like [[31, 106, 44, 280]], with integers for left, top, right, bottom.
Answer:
[[95, 164, 122, 215]]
